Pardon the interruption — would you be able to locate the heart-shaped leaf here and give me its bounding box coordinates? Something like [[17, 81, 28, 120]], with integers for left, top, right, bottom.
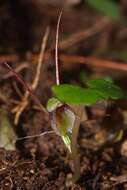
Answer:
[[52, 84, 103, 105], [52, 79, 124, 105]]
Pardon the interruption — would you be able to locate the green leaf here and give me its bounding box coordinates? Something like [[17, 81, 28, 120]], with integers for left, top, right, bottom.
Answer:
[[86, 0, 122, 21], [52, 84, 103, 105], [87, 78, 124, 99], [52, 79, 124, 105], [47, 97, 62, 112]]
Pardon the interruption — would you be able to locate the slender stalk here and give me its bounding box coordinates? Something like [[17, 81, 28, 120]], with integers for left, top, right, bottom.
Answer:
[[55, 12, 82, 182], [71, 117, 81, 182], [70, 105, 85, 181], [55, 11, 62, 85]]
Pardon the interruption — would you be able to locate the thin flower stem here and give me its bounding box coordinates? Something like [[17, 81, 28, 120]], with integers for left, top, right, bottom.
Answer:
[[55, 11, 63, 85]]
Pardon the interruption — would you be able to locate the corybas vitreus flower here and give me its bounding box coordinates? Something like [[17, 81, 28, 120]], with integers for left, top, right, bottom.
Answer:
[[47, 97, 76, 152]]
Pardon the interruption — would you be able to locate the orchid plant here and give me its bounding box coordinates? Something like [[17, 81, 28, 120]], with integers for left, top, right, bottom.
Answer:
[[2, 12, 125, 182]]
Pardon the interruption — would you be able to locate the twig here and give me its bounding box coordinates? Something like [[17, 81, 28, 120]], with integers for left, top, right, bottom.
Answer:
[[27, 52, 127, 72], [1, 53, 127, 73], [0, 54, 19, 62], [59, 54, 127, 72], [0, 92, 8, 103], [1, 63, 29, 80], [17, 130, 54, 141], [110, 175, 127, 185], [32, 27, 50, 90], [11, 27, 49, 125], [4, 62, 48, 116], [12, 81, 24, 99], [58, 17, 110, 50]]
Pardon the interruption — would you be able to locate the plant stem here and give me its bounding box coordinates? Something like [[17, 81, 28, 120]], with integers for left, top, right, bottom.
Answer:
[[70, 105, 87, 182], [71, 116, 81, 182], [55, 11, 62, 85]]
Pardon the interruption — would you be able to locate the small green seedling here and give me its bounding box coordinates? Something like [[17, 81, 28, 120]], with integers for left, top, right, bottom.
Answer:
[[2, 12, 125, 182]]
